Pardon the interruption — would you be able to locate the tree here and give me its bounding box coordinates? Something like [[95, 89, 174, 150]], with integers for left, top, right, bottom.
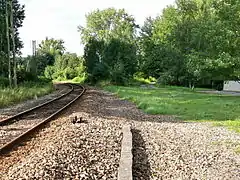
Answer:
[[0, 0, 25, 86], [137, 0, 240, 88], [79, 8, 138, 84], [5, 0, 12, 87], [10, 0, 17, 87], [79, 8, 138, 44], [139, 6, 185, 85], [44, 53, 85, 81], [38, 37, 65, 57], [34, 37, 65, 75]]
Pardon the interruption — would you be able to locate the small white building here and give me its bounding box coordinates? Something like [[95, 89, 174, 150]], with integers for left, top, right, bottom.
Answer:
[[223, 81, 240, 92]]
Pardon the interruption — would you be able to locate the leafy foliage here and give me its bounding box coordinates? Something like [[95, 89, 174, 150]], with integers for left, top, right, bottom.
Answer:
[[79, 8, 138, 84], [36, 37, 65, 73], [138, 0, 240, 88], [1, 1, 239, 89], [0, 0, 25, 85], [44, 53, 86, 82]]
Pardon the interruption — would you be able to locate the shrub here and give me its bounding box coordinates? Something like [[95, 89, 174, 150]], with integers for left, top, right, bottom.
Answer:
[[44, 66, 55, 80], [56, 76, 66, 81], [64, 67, 77, 79], [133, 72, 157, 84], [72, 76, 86, 83], [0, 76, 9, 87], [17, 68, 37, 83]]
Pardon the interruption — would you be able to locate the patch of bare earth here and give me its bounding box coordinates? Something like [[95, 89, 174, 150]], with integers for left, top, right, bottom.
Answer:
[[1, 87, 240, 180]]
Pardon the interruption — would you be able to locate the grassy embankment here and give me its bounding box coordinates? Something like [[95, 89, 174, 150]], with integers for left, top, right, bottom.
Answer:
[[0, 82, 53, 108], [104, 85, 240, 133]]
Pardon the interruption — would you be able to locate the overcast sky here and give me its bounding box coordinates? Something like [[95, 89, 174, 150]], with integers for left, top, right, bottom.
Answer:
[[18, 0, 175, 56]]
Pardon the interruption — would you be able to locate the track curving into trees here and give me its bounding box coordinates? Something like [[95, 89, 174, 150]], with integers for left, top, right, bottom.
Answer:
[[0, 83, 85, 155]]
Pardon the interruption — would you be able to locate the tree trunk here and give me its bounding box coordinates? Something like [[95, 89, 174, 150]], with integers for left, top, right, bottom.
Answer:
[[189, 81, 192, 89], [191, 83, 195, 91], [5, 0, 12, 87], [0, 0, 5, 76], [10, 0, 17, 87]]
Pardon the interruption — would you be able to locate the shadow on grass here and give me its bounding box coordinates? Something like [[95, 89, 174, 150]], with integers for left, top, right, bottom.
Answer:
[[132, 129, 151, 180]]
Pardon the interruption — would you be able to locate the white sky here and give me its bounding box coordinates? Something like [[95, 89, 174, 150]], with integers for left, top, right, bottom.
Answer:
[[18, 0, 175, 56]]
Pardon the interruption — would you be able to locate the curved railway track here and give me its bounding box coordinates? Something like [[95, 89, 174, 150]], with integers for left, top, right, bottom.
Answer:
[[0, 83, 85, 155]]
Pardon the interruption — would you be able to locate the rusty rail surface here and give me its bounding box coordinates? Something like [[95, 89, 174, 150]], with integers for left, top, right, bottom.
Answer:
[[0, 84, 85, 155]]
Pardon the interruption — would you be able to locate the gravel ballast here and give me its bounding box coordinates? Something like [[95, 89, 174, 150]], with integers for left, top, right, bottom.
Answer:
[[1, 87, 240, 179], [1, 88, 124, 179], [2, 114, 122, 179], [132, 121, 240, 180]]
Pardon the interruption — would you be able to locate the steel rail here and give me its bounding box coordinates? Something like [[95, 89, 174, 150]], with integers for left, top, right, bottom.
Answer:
[[0, 83, 74, 126], [0, 84, 85, 155]]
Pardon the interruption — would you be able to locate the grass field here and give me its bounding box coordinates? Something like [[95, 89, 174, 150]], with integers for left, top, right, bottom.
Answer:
[[0, 82, 54, 108], [104, 85, 240, 133]]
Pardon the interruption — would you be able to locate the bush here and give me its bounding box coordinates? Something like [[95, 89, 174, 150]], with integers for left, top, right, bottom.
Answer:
[[17, 68, 37, 83], [157, 72, 176, 85], [133, 72, 157, 84], [87, 63, 109, 83], [0, 76, 9, 87], [38, 76, 52, 83], [64, 67, 78, 79], [109, 62, 126, 85], [75, 66, 86, 77], [44, 66, 55, 80], [44, 55, 86, 82], [56, 76, 66, 81], [72, 76, 86, 83], [96, 80, 112, 87]]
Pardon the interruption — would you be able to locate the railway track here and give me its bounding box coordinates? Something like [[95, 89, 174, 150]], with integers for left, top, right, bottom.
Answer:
[[0, 83, 85, 155]]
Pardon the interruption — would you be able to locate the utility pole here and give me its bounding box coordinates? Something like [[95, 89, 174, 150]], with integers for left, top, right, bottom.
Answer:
[[5, 0, 12, 88], [10, 0, 17, 87], [32, 40, 36, 56]]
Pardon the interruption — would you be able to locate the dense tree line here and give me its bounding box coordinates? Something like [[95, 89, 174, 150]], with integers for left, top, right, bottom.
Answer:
[[80, 0, 239, 88], [22, 37, 85, 82], [1, 0, 239, 89], [139, 0, 240, 88]]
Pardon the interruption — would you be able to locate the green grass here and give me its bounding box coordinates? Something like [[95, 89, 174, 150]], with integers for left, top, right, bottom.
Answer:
[[236, 146, 240, 154], [103, 85, 240, 132], [211, 140, 240, 154], [52, 76, 86, 84], [213, 121, 240, 133], [0, 82, 54, 108]]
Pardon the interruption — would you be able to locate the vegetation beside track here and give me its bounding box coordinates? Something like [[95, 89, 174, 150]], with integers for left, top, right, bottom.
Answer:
[[104, 85, 240, 133], [0, 82, 54, 108]]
